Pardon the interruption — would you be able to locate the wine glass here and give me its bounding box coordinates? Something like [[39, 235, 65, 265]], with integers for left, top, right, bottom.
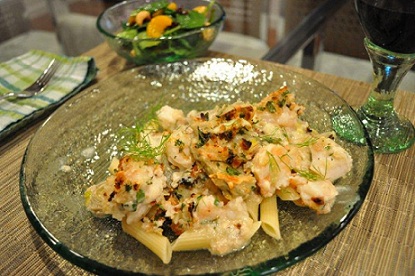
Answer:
[[354, 0, 415, 153]]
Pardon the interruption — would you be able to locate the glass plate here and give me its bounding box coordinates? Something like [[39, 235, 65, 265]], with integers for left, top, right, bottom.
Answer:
[[20, 58, 374, 275]]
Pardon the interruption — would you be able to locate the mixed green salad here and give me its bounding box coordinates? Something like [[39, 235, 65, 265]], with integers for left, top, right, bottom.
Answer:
[[115, 0, 219, 60]]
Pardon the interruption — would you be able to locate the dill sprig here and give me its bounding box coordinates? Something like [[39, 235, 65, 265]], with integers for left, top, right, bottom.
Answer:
[[118, 106, 170, 161], [295, 169, 324, 181], [119, 124, 170, 161], [294, 137, 319, 147], [261, 134, 282, 144], [259, 128, 284, 145], [266, 151, 281, 186]]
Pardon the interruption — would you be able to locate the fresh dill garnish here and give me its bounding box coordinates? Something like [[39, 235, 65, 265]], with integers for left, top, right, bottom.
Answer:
[[267, 151, 281, 185], [117, 105, 170, 161], [294, 137, 319, 147], [259, 128, 283, 145], [295, 169, 324, 181], [261, 135, 282, 144]]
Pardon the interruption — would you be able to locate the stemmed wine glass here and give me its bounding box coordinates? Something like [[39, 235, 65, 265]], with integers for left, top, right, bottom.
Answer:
[[354, 0, 415, 153]]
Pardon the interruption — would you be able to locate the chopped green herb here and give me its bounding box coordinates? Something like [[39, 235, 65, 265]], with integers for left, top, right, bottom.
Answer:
[[265, 101, 276, 113], [278, 90, 290, 107], [226, 166, 240, 176], [195, 128, 210, 148], [175, 139, 185, 152], [214, 198, 220, 206], [136, 189, 146, 204]]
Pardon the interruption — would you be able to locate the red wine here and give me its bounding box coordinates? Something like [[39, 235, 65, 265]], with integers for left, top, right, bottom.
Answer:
[[355, 0, 415, 54]]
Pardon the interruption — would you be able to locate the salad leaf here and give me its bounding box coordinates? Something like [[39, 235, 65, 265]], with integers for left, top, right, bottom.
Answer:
[[134, 31, 161, 49], [117, 28, 138, 39], [131, 0, 169, 15], [176, 10, 207, 29]]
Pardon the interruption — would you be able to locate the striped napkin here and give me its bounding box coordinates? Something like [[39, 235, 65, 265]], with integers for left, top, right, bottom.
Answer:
[[0, 50, 97, 141]]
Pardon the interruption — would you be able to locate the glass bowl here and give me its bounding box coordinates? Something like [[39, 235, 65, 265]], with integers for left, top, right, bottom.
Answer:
[[20, 58, 374, 275], [96, 0, 225, 65]]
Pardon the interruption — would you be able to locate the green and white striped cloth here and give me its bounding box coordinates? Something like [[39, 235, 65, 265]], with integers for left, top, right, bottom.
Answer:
[[0, 50, 97, 140]]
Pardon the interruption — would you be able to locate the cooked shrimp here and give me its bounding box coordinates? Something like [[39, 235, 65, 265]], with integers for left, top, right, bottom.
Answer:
[[309, 136, 353, 182], [86, 156, 166, 223], [156, 105, 187, 131], [165, 125, 194, 170], [255, 86, 305, 131], [193, 196, 260, 255], [295, 179, 338, 214], [194, 195, 223, 222], [251, 144, 291, 197]]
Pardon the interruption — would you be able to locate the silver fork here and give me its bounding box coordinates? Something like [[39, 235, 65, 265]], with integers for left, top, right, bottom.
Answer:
[[0, 59, 61, 101]]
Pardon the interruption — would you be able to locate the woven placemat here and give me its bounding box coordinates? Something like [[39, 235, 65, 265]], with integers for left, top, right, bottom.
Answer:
[[1, 53, 414, 275]]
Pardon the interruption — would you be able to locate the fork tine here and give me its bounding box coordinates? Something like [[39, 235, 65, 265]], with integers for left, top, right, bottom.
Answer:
[[35, 59, 61, 87], [0, 59, 61, 101]]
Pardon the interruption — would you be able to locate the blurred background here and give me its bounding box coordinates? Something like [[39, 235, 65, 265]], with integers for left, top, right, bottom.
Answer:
[[0, 0, 413, 91]]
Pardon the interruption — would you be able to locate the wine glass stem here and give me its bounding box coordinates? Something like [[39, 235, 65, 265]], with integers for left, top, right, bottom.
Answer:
[[358, 38, 415, 153], [361, 39, 415, 118]]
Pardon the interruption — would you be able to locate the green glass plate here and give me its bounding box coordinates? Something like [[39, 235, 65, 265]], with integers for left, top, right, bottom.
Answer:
[[20, 58, 374, 275]]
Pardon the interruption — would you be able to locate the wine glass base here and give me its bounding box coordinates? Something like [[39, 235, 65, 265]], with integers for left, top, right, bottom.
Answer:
[[357, 109, 415, 153]]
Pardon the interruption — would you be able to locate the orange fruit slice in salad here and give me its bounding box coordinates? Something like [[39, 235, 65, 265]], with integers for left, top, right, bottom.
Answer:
[[167, 2, 177, 11], [146, 15, 173, 38], [193, 6, 207, 14]]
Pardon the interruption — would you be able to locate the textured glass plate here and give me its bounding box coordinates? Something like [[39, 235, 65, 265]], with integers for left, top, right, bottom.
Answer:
[[20, 58, 374, 275]]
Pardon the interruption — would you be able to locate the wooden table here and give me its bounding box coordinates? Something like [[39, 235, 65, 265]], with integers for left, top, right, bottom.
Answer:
[[1, 43, 414, 275]]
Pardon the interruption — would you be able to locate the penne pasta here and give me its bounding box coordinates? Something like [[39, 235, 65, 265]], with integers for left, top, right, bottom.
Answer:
[[260, 195, 281, 240], [247, 221, 262, 240], [122, 219, 172, 264], [171, 230, 211, 251], [245, 196, 261, 221]]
